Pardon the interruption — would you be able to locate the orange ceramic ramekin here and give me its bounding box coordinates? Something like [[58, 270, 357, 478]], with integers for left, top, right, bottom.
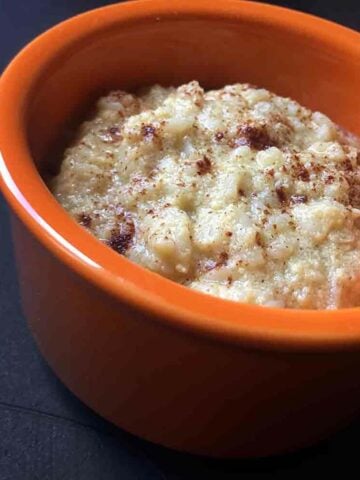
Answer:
[[1, 0, 360, 458]]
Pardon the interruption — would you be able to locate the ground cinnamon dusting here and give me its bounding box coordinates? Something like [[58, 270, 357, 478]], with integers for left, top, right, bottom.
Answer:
[[108, 214, 135, 254], [296, 164, 310, 182], [141, 124, 157, 140], [196, 156, 212, 175], [275, 186, 287, 205], [290, 195, 308, 204], [100, 126, 122, 143], [255, 231, 263, 247], [233, 124, 277, 150], [217, 252, 229, 267], [78, 214, 92, 228], [215, 132, 224, 142]]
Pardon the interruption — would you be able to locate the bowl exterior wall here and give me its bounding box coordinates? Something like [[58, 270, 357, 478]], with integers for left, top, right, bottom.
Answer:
[[12, 215, 360, 457]]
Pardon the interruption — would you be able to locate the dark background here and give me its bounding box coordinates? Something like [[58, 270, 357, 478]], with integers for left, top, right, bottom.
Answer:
[[0, 1, 359, 478]]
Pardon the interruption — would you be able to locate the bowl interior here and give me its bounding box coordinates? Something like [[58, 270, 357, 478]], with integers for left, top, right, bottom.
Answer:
[[26, 4, 360, 173], [2, 1, 360, 349]]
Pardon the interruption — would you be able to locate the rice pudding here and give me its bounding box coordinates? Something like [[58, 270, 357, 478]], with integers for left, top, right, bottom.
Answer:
[[52, 82, 360, 309]]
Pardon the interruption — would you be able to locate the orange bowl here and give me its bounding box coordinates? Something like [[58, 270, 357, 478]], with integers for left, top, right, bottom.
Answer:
[[1, 0, 360, 458]]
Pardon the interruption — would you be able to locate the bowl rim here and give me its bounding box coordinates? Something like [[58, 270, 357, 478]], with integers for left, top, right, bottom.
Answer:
[[1, 0, 360, 352]]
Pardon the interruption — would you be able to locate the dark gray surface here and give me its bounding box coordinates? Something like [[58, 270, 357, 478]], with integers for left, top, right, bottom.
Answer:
[[1, 1, 360, 478]]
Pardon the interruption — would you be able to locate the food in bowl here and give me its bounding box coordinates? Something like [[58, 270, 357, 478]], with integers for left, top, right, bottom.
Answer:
[[51, 81, 360, 309]]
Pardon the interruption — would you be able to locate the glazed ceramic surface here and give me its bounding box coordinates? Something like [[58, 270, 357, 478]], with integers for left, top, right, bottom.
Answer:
[[0, 0, 360, 457]]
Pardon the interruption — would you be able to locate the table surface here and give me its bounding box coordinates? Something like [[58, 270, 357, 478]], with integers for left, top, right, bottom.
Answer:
[[1, 1, 360, 478]]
